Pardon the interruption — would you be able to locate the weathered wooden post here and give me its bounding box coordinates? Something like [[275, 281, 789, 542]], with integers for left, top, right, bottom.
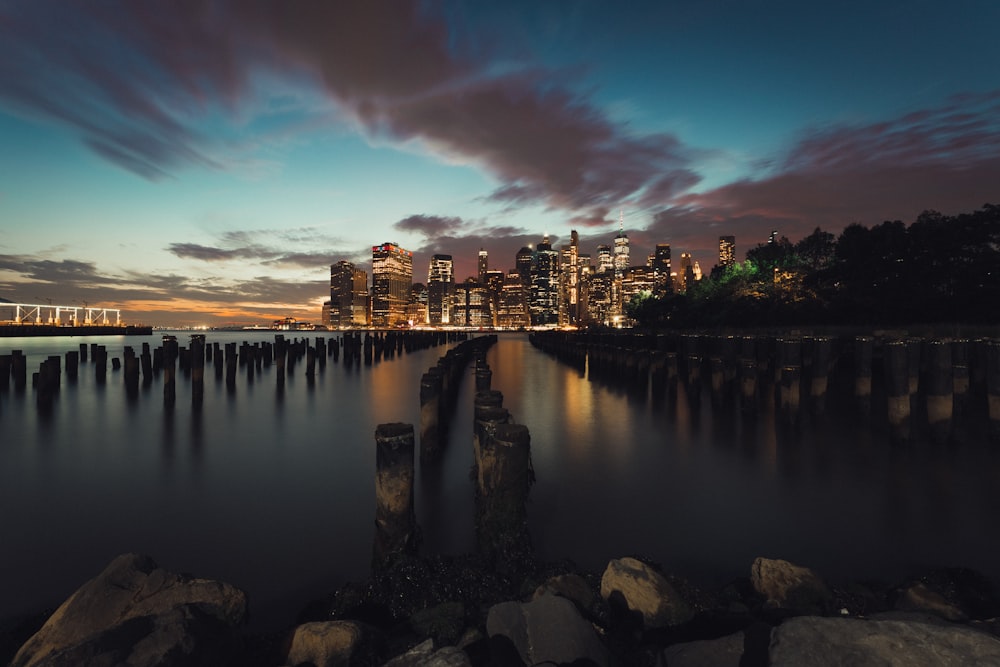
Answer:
[[779, 365, 801, 423], [123, 346, 139, 397], [810, 337, 831, 414], [987, 340, 1000, 441], [95, 346, 108, 385], [190, 336, 205, 405], [477, 423, 533, 562], [373, 423, 418, 567], [305, 343, 316, 379], [79, 343, 88, 363], [12, 350, 27, 392], [475, 365, 493, 392], [162, 340, 176, 405], [740, 358, 757, 416], [65, 350, 79, 382], [473, 396, 508, 478], [419, 370, 444, 463], [884, 340, 910, 443], [925, 340, 953, 444], [0, 354, 10, 392], [854, 336, 873, 415]]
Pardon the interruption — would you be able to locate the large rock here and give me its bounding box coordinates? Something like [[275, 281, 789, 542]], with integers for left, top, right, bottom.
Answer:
[[769, 616, 1000, 665], [895, 581, 966, 621], [660, 631, 744, 667], [486, 593, 608, 667], [284, 621, 365, 667], [383, 638, 472, 666], [11, 553, 247, 667], [750, 557, 831, 611], [600, 557, 693, 629], [532, 573, 596, 614]]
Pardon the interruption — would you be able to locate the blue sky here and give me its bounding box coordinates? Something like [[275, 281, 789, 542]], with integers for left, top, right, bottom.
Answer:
[[1, 0, 997, 326]]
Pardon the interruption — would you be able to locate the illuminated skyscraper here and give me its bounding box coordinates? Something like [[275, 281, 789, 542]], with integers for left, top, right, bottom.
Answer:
[[330, 260, 368, 328], [652, 244, 672, 297], [371, 242, 413, 327], [454, 277, 491, 327], [516, 246, 534, 291], [478, 248, 488, 283], [559, 230, 580, 326], [613, 211, 630, 277], [427, 254, 454, 325], [597, 245, 613, 273], [497, 271, 530, 328], [530, 235, 559, 326], [719, 236, 736, 267]]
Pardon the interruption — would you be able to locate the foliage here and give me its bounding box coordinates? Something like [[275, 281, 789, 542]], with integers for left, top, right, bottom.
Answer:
[[626, 204, 1000, 329]]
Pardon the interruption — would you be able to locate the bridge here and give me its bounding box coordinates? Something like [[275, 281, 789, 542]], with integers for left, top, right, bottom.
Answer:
[[0, 302, 122, 326]]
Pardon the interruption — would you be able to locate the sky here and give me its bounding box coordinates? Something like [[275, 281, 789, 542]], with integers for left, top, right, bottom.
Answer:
[[1, 0, 998, 327]]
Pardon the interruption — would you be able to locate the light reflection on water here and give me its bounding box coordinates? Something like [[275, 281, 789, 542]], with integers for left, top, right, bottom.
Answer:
[[2, 332, 1000, 628]]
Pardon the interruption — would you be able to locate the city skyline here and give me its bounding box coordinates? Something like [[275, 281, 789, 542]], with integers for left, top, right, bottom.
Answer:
[[2, 1, 998, 326]]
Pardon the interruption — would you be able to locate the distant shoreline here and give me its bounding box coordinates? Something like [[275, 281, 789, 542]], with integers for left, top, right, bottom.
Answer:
[[0, 325, 152, 337]]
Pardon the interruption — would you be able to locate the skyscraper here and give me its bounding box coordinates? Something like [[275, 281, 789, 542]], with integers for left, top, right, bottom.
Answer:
[[597, 245, 613, 273], [515, 246, 534, 291], [613, 226, 630, 277], [719, 235, 736, 268], [559, 230, 580, 326], [530, 235, 559, 326], [371, 242, 412, 327], [652, 244, 672, 297], [427, 254, 454, 325], [330, 260, 368, 328], [478, 248, 488, 284]]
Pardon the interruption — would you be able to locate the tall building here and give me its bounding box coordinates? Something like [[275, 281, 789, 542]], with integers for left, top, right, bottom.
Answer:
[[515, 246, 534, 291], [478, 248, 488, 284], [613, 229, 630, 276], [427, 254, 454, 325], [652, 244, 672, 297], [497, 271, 530, 328], [677, 252, 696, 293], [484, 269, 505, 326], [371, 242, 413, 327], [408, 283, 428, 325], [330, 261, 368, 328], [530, 235, 559, 326], [719, 236, 736, 268], [453, 277, 491, 327], [597, 245, 613, 273], [559, 230, 580, 326]]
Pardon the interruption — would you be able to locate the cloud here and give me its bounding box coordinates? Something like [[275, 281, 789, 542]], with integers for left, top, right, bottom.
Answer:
[[394, 214, 467, 237], [0, 0, 698, 218], [651, 92, 1000, 257], [167, 228, 353, 270]]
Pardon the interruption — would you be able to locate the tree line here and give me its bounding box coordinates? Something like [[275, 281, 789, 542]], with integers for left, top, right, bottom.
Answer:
[[627, 204, 1000, 328]]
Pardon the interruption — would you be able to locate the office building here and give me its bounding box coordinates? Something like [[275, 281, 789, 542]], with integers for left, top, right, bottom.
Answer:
[[530, 235, 559, 326], [427, 254, 454, 325], [371, 242, 413, 327], [652, 244, 672, 297], [330, 260, 368, 328], [719, 236, 736, 268]]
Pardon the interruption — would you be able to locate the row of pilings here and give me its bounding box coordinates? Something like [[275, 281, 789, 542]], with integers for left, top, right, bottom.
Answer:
[[530, 331, 1000, 444], [374, 334, 534, 572], [417, 335, 498, 463], [0, 330, 465, 412]]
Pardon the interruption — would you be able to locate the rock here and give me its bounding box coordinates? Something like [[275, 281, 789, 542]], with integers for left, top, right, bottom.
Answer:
[[284, 621, 365, 667], [769, 616, 1000, 666], [532, 573, 596, 613], [895, 581, 966, 621], [383, 638, 472, 666], [750, 557, 832, 611], [600, 557, 693, 629], [660, 631, 744, 667], [410, 601, 465, 645], [11, 553, 246, 667], [486, 593, 609, 667]]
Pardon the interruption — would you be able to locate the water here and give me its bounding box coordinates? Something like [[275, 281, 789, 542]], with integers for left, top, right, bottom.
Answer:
[[2, 332, 999, 628]]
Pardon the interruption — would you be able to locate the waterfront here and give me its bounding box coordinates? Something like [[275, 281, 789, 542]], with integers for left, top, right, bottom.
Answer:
[[2, 331, 999, 629]]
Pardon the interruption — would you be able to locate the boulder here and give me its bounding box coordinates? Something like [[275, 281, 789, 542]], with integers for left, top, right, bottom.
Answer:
[[284, 621, 365, 667], [383, 638, 472, 666], [486, 593, 608, 667], [769, 616, 1000, 665], [895, 581, 966, 621], [532, 573, 596, 613], [410, 601, 465, 645], [750, 557, 831, 611], [660, 631, 744, 667], [600, 557, 693, 629], [11, 553, 246, 667]]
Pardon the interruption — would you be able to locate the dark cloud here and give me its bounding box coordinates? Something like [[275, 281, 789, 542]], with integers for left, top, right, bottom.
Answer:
[[0, 0, 698, 217], [650, 92, 1000, 263], [168, 229, 350, 269], [394, 214, 466, 236], [0, 255, 110, 284]]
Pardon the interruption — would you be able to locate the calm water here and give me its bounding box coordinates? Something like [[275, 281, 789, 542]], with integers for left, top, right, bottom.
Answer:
[[2, 332, 999, 627]]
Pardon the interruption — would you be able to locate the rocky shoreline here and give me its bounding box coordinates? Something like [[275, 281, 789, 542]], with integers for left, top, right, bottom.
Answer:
[[5, 549, 1000, 666]]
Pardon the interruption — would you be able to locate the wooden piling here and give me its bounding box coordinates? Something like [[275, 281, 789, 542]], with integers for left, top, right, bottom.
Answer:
[[854, 336, 873, 414], [373, 423, 418, 567], [810, 337, 831, 414], [79, 343, 88, 363], [95, 346, 108, 385], [779, 365, 801, 422], [477, 423, 532, 560], [162, 340, 176, 405], [925, 340, 953, 444], [419, 371, 444, 463], [884, 341, 910, 443], [740, 358, 757, 416], [190, 336, 205, 404]]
